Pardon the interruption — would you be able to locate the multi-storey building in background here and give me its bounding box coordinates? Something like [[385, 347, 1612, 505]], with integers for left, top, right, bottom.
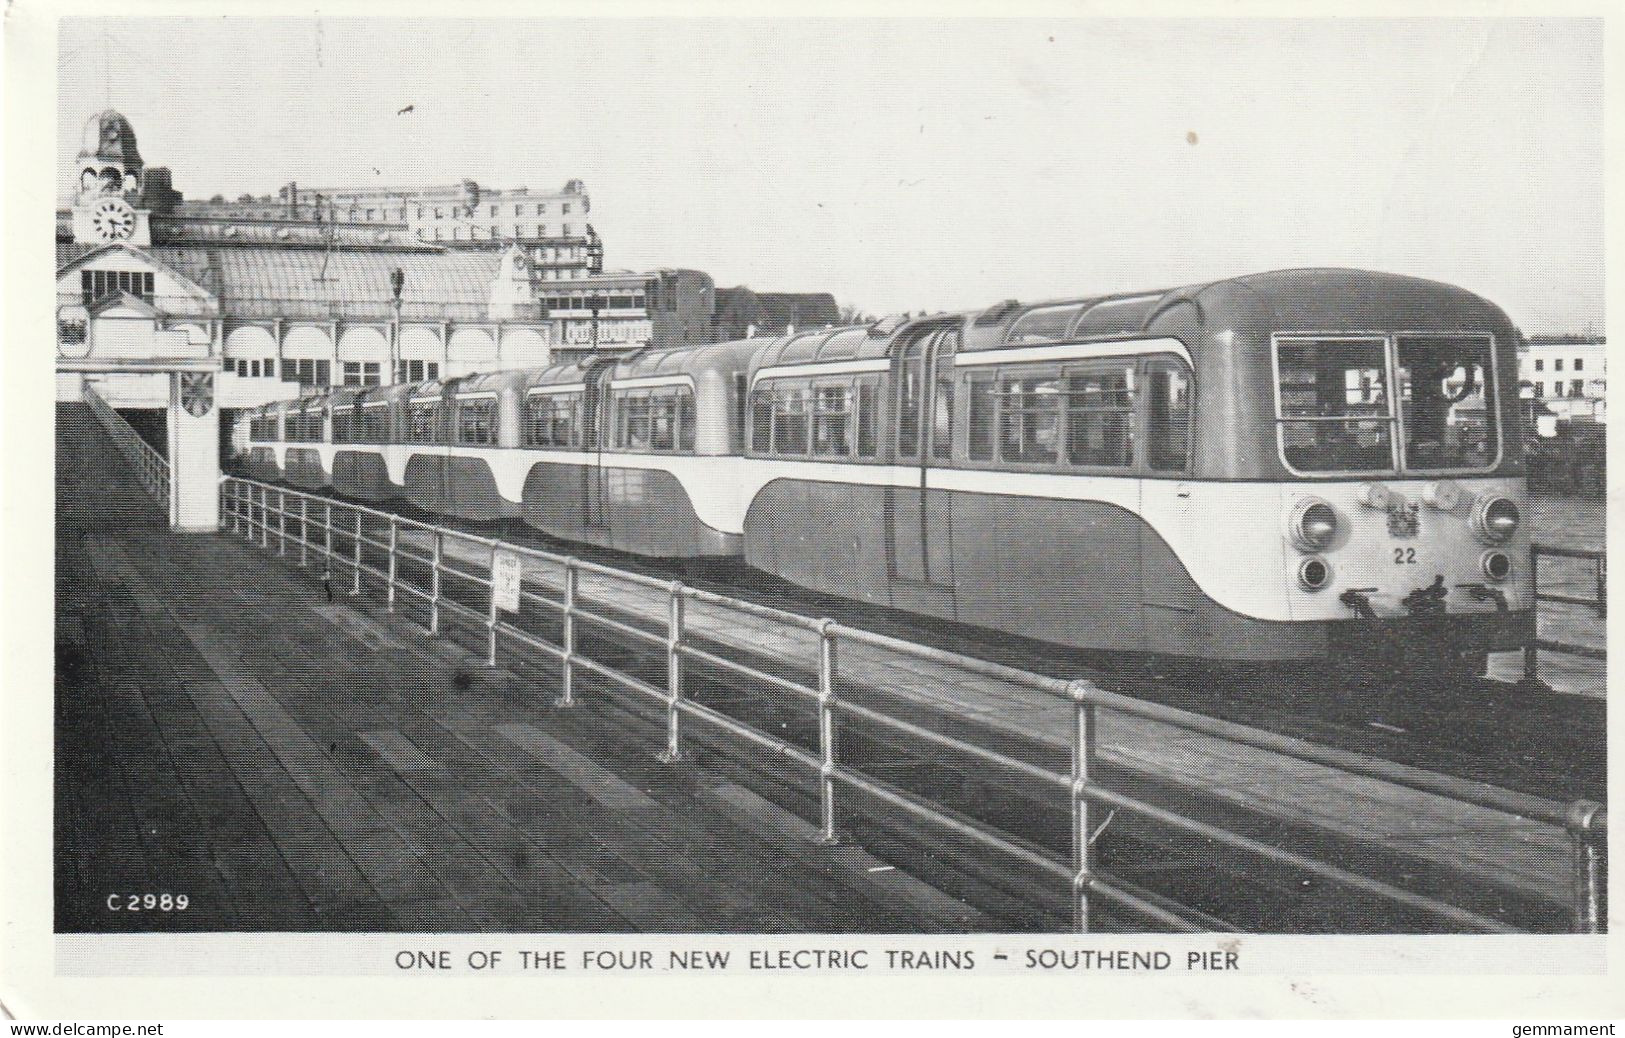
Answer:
[[1519, 335, 1606, 423]]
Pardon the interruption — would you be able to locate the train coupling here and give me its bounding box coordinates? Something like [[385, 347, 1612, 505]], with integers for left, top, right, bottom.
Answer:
[[1339, 587, 1379, 620], [1457, 582, 1509, 612], [1401, 575, 1449, 617]]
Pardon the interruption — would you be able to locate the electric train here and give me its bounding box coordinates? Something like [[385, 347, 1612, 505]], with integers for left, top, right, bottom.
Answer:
[[235, 268, 1533, 668]]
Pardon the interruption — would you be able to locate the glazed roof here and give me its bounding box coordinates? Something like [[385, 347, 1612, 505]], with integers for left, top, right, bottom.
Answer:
[[59, 242, 504, 321]]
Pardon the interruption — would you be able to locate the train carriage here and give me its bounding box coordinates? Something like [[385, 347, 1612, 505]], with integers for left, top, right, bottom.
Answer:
[[398, 371, 527, 521], [740, 268, 1532, 664], [241, 401, 284, 483], [517, 340, 762, 556], [281, 392, 332, 490], [330, 384, 405, 501]]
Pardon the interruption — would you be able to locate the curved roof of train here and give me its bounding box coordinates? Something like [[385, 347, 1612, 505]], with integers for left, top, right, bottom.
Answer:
[[454, 369, 527, 395], [960, 267, 1514, 352], [519, 339, 766, 390], [747, 324, 896, 370], [608, 338, 764, 380]]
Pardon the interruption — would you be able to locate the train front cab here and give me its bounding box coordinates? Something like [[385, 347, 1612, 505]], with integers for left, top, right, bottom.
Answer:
[[1136, 270, 1534, 668]]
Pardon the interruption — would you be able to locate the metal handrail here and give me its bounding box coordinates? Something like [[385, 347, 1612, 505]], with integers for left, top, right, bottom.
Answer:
[[83, 386, 169, 508], [1525, 543, 1607, 681], [217, 476, 1608, 935]]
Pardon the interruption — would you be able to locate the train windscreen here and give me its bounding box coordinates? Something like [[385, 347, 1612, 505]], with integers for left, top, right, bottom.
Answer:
[[1395, 335, 1499, 472], [1275, 337, 1395, 473]]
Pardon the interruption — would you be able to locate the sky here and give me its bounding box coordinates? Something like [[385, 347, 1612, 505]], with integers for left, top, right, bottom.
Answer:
[[58, 17, 1603, 333]]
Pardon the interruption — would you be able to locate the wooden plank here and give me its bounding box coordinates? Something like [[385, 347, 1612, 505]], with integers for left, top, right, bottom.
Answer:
[[359, 730, 443, 774], [493, 723, 658, 812]]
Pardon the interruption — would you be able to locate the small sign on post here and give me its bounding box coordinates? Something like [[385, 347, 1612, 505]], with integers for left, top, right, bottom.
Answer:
[[492, 549, 522, 613]]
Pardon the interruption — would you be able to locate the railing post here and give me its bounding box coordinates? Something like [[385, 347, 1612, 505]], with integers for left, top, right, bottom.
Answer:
[[1566, 801, 1606, 934], [1524, 549, 1541, 684], [1596, 554, 1606, 619], [486, 547, 499, 668], [259, 487, 269, 548], [277, 490, 287, 556], [555, 559, 578, 708], [816, 619, 840, 846], [352, 513, 362, 595], [299, 497, 309, 567], [387, 516, 398, 612], [428, 530, 442, 636], [658, 581, 685, 763], [324, 503, 333, 566], [1068, 678, 1098, 933]]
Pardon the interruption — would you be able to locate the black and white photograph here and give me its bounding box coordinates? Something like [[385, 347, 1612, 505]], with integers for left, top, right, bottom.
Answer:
[[1, 3, 1616, 1024]]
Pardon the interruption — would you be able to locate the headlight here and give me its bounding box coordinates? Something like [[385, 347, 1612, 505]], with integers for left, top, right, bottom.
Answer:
[[1481, 551, 1512, 582], [1470, 494, 1520, 544], [1289, 498, 1339, 551], [1298, 556, 1332, 591]]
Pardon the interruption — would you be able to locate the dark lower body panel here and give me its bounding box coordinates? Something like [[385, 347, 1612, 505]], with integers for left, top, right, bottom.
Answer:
[[403, 453, 518, 522], [519, 460, 740, 558], [243, 447, 282, 483], [282, 448, 328, 490], [332, 450, 400, 502], [743, 480, 1528, 663]]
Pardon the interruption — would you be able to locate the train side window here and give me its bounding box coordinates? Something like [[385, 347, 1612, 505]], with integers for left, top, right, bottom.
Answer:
[[896, 338, 925, 458], [458, 399, 496, 446], [408, 402, 438, 444], [751, 387, 773, 453], [773, 385, 810, 455], [1147, 362, 1193, 472], [967, 376, 996, 461], [678, 389, 696, 452], [1065, 364, 1136, 468], [932, 377, 954, 460], [561, 395, 582, 448], [333, 408, 351, 444], [649, 391, 676, 451], [812, 382, 852, 457], [998, 371, 1062, 465], [855, 378, 879, 459], [624, 392, 652, 451], [524, 395, 545, 446]]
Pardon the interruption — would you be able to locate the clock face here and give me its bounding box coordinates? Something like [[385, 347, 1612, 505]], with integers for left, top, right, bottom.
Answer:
[[91, 198, 136, 242]]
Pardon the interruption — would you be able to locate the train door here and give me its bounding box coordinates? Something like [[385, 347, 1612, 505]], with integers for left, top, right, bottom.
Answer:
[[438, 381, 457, 512], [580, 361, 615, 530], [886, 325, 957, 617]]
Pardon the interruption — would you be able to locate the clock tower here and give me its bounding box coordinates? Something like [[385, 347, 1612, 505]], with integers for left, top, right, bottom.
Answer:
[[71, 110, 152, 246]]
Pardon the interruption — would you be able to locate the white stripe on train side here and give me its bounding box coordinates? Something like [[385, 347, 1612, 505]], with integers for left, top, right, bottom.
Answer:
[[247, 437, 1529, 624], [953, 337, 1193, 369]]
